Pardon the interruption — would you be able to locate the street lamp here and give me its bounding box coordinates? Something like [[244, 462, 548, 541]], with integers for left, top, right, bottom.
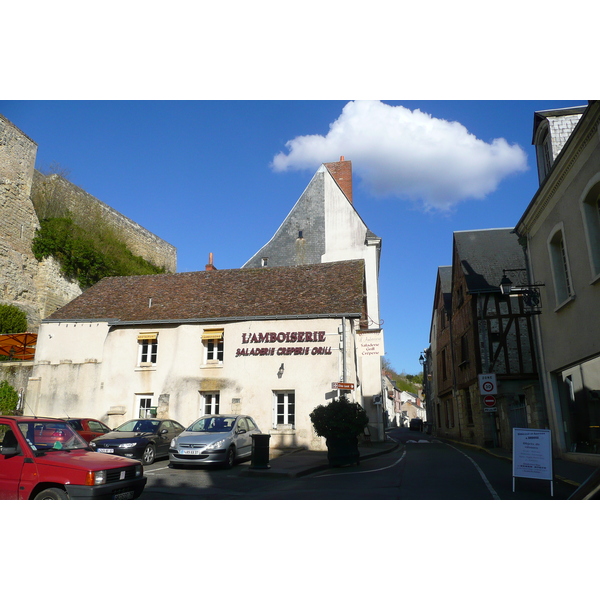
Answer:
[[499, 269, 545, 311]]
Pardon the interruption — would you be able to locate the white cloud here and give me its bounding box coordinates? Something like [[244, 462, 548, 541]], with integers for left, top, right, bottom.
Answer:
[[271, 101, 528, 210]]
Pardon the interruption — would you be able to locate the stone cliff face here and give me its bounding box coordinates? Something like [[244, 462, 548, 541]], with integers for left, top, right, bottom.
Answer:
[[0, 113, 176, 332]]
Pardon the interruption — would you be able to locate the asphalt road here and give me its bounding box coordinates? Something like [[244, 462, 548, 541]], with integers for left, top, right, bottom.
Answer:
[[139, 428, 571, 500]]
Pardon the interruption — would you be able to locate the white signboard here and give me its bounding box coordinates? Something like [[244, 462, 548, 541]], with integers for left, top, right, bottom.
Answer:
[[512, 428, 553, 485], [357, 329, 384, 357], [478, 373, 497, 395]]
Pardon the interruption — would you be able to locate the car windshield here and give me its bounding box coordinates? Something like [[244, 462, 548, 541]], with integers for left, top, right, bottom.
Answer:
[[115, 420, 160, 433], [18, 421, 88, 452], [188, 417, 236, 433]]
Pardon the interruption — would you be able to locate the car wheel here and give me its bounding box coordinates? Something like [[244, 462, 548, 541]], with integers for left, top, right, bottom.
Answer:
[[225, 446, 235, 469], [35, 487, 68, 500], [142, 444, 156, 465]]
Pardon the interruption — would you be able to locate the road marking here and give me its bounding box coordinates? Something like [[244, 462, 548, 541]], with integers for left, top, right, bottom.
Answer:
[[145, 466, 170, 474], [315, 448, 407, 478], [445, 443, 500, 500]]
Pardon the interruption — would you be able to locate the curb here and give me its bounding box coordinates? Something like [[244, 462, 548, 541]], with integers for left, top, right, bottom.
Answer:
[[241, 441, 400, 479]]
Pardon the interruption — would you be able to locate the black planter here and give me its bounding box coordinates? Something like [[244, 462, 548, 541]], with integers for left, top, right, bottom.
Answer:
[[326, 436, 360, 467]]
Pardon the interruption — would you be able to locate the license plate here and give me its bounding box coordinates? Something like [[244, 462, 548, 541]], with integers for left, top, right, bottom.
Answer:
[[113, 490, 134, 500], [98, 448, 114, 453], [182, 449, 201, 455]]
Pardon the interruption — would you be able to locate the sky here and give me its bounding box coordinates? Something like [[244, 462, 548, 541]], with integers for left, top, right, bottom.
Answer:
[[0, 99, 587, 375]]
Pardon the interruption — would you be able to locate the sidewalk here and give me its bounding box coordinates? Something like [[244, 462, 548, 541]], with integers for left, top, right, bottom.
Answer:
[[444, 438, 599, 492], [239, 440, 399, 479]]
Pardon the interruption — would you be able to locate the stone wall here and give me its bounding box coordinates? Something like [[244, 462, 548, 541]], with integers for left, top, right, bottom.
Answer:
[[31, 170, 177, 272]]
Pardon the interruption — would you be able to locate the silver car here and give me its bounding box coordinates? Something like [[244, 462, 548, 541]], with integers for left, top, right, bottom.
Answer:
[[169, 415, 261, 468]]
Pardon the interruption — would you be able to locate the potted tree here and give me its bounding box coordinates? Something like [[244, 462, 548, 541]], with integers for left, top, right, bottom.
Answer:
[[310, 395, 369, 467]]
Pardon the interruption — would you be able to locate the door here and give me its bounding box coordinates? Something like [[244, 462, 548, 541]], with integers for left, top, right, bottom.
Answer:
[[0, 425, 25, 500], [156, 421, 175, 457], [235, 417, 252, 458]]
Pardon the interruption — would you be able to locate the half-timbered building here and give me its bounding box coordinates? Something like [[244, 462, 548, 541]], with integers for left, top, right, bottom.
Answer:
[[431, 228, 546, 450]]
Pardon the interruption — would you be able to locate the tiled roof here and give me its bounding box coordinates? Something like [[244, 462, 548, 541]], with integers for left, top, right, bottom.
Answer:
[[46, 260, 365, 323], [454, 228, 526, 293]]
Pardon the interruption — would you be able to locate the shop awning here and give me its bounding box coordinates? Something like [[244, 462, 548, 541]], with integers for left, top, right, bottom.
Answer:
[[202, 329, 224, 341], [0, 332, 38, 361]]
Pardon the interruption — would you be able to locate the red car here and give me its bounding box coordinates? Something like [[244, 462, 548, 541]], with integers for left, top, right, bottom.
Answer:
[[63, 418, 112, 443], [0, 415, 146, 500]]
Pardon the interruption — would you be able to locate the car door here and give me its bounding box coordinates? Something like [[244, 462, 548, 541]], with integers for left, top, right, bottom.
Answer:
[[0, 424, 26, 500], [235, 417, 252, 458], [87, 419, 111, 442], [156, 421, 174, 457]]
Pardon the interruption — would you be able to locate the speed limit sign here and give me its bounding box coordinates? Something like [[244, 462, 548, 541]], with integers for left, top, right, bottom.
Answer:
[[478, 373, 497, 395]]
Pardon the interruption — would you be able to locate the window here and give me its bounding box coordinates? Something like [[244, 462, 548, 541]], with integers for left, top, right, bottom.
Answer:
[[465, 388, 474, 425], [580, 179, 600, 279], [202, 392, 220, 415], [460, 334, 469, 366], [138, 396, 154, 418], [441, 348, 448, 382], [261, 257, 268, 267], [273, 391, 295, 428], [536, 124, 553, 181], [138, 332, 158, 365], [202, 329, 224, 363], [548, 225, 574, 307]]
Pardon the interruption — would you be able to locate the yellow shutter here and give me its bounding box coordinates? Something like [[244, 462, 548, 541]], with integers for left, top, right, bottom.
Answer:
[[202, 329, 224, 341], [137, 332, 158, 341]]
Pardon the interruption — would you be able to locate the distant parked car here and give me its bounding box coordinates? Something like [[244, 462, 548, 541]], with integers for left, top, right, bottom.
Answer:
[[90, 418, 185, 465], [409, 418, 424, 432], [169, 415, 261, 469], [62, 418, 111, 443]]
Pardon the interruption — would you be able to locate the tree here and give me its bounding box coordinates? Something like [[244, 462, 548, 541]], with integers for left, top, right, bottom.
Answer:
[[0, 304, 28, 334], [0, 380, 19, 415]]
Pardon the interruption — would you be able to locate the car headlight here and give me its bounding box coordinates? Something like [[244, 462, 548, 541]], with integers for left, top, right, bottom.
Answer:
[[135, 464, 143, 477], [89, 441, 96, 448], [205, 439, 227, 451], [85, 470, 107, 486], [118, 442, 138, 448], [170, 437, 178, 448]]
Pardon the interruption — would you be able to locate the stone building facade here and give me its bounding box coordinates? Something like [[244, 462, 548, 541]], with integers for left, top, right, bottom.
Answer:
[[516, 101, 600, 464]]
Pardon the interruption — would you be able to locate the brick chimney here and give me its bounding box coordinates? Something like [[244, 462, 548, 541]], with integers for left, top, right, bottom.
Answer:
[[324, 156, 353, 204], [205, 252, 217, 271]]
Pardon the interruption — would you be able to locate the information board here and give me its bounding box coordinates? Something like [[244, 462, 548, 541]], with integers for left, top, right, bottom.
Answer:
[[512, 428, 553, 486]]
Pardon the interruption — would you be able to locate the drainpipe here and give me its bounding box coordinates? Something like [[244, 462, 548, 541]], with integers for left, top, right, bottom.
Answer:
[[341, 316, 347, 384]]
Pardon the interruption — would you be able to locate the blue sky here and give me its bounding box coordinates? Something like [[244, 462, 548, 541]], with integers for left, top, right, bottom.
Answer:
[[0, 99, 586, 375]]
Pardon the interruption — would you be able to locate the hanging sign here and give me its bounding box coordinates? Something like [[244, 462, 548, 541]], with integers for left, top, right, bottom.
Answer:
[[357, 329, 384, 357]]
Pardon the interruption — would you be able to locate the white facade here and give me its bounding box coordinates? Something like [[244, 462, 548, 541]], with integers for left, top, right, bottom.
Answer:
[[29, 317, 372, 449]]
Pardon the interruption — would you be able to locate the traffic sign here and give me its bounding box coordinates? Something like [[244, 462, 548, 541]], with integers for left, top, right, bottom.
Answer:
[[483, 395, 496, 407], [478, 373, 497, 395], [332, 382, 354, 390]]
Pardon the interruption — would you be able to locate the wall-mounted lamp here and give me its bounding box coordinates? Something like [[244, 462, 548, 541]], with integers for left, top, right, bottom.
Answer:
[[499, 269, 545, 311], [419, 352, 426, 366], [277, 363, 285, 378]]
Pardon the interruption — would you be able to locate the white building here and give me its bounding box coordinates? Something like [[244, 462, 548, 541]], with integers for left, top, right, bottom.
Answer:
[[28, 259, 384, 449]]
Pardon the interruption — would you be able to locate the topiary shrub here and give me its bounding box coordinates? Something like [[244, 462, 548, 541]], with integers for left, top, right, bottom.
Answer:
[[310, 395, 369, 440]]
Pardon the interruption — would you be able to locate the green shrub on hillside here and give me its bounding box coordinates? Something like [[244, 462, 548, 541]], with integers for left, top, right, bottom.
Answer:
[[0, 304, 28, 334], [32, 216, 165, 288]]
